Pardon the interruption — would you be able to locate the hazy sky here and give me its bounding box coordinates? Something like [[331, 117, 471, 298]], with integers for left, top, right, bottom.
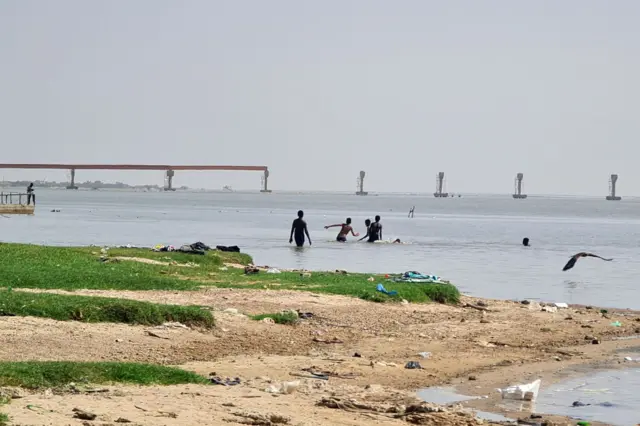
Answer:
[[1, 1, 638, 195]]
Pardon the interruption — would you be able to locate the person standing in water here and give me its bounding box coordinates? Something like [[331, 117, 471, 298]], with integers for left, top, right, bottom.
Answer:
[[26, 183, 35, 205], [358, 219, 372, 242], [368, 215, 382, 242], [324, 217, 359, 242], [289, 210, 312, 247]]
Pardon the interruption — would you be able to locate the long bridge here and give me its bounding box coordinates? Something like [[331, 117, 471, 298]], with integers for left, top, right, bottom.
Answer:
[[0, 164, 271, 192]]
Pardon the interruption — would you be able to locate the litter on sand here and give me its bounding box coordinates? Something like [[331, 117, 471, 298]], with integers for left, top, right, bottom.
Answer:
[[497, 379, 541, 401], [376, 283, 398, 296]]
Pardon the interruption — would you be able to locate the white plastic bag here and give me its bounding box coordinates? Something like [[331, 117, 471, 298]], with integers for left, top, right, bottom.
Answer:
[[497, 379, 541, 401]]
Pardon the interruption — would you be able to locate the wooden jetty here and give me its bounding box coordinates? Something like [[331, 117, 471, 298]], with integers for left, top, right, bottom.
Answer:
[[0, 192, 35, 215]]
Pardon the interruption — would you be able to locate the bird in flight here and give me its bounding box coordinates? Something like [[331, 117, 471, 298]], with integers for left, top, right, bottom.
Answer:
[[562, 252, 613, 271]]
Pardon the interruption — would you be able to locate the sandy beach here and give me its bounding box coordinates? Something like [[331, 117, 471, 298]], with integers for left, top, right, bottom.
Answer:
[[2, 281, 639, 425]]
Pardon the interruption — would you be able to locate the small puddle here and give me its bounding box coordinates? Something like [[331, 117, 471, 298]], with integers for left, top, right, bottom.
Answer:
[[417, 387, 515, 423], [613, 334, 640, 341], [536, 368, 640, 426]]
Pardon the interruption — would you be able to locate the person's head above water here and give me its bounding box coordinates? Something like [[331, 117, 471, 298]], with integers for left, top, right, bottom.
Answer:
[[297, 210, 304, 218], [365, 219, 371, 226], [375, 215, 381, 222], [345, 218, 351, 225], [522, 237, 529, 247]]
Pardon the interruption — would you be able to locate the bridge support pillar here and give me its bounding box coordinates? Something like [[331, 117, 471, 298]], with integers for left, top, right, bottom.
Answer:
[[260, 169, 272, 193], [66, 169, 78, 189], [164, 170, 175, 191]]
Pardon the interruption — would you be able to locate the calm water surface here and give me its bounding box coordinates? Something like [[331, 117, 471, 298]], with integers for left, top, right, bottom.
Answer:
[[3, 189, 640, 309], [537, 368, 640, 426]]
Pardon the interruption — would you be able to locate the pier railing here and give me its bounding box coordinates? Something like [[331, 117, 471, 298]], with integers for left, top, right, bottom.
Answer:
[[0, 192, 29, 205]]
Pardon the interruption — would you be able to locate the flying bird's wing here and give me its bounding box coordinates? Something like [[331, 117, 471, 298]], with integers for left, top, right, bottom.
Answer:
[[562, 256, 578, 271], [584, 253, 613, 261]]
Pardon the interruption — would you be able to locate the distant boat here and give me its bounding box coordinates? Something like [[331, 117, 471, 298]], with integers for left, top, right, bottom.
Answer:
[[223, 186, 233, 192]]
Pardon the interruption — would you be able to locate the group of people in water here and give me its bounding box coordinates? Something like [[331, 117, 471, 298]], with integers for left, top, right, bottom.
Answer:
[[289, 210, 394, 247]]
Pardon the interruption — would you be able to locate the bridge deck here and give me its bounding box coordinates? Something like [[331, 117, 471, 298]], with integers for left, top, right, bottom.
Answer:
[[0, 164, 267, 171]]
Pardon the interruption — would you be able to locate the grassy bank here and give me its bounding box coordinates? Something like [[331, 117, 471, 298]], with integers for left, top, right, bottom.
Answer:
[[0, 289, 214, 327], [0, 243, 460, 304], [0, 243, 251, 291], [0, 361, 209, 389]]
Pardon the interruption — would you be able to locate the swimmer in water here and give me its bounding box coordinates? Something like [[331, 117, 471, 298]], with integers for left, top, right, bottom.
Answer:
[[324, 217, 359, 242], [358, 219, 372, 242], [367, 215, 382, 243]]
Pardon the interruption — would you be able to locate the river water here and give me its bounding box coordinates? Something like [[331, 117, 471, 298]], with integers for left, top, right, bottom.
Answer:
[[3, 188, 640, 310]]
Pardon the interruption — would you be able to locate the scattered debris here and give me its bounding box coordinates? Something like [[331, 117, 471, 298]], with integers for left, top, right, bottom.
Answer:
[[296, 310, 314, 319], [230, 411, 290, 425], [312, 337, 343, 344], [463, 303, 490, 312], [289, 372, 328, 380], [264, 381, 299, 395], [497, 379, 541, 401], [404, 361, 423, 370], [161, 321, 190, 329], [145, 330, 169, 340], [0, 387, 27, 399], [210, 376, 241, 386], [244, 266, 260, 275], [158, 410, 178, 418], [72, 408, 97, 420]]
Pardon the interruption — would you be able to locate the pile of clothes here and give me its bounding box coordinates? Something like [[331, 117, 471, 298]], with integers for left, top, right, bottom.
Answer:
[[152, 242, 241, 256]]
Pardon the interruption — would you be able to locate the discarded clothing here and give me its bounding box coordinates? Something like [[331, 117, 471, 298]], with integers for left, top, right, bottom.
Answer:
[[244, 266, 259, 275], [376, 283, 398, 296], [210, 376, 241, 386], [392, 271, 445, 284], [177, 245, 205, 255], [404, 361, 423, 370], [190, 241, 211, 251], [153, 244, 175, 252], [216, 245, 240, 253]]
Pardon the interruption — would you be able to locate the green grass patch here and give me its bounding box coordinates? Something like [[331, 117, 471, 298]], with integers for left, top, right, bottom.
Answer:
[[0, 243, 252, 291], [0, 289, 214, 327], [0, 361, 209, 389], [0, 243, 460, 304], [250, 312, 299, 324], [0, 396, 7, 426]]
